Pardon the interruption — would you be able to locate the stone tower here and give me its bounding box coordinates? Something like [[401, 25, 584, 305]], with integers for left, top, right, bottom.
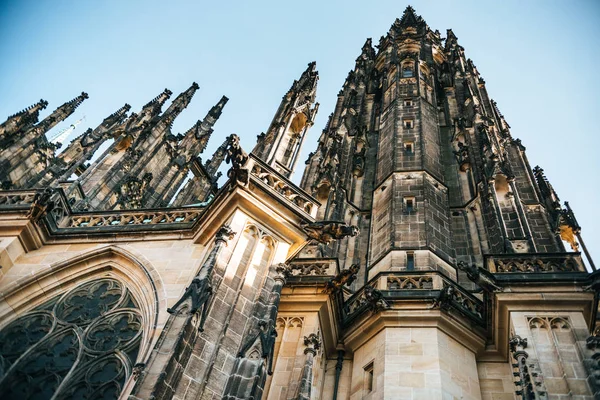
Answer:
[[0, 6, 598, 400]]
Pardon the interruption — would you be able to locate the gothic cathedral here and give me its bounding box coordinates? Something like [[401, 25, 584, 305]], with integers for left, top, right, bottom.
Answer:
[[0, 6, 597, 400]]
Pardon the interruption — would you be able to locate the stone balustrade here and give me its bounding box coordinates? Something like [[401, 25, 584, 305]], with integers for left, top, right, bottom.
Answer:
[[0, 190, 36, 209], [286, 259, 337, 276], [486, 253, 586, 273], [248, 155, 319, 218], [344, 271, 484, 325]]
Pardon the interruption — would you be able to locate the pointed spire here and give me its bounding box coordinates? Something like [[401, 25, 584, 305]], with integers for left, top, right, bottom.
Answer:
[[101, 103, 131, 128], [445, 29, 459, 49], [291, 62, 318, 105], [143, 88, 172, 109], [137, 88, 172, 123], [358, 38, 376, 61], [399, 5, 419, 26], [180, 95, 228, 157], [389, 5, 426, 36], [0, 99, 49, 137], [76, 103, 131, 147], [161, 82, 200, 127], [205, 138, 228, 176], [36, 92, 89, 133]]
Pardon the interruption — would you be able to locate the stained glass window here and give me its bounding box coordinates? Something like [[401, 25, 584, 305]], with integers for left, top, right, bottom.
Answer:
[[0, 278, 143, 400]]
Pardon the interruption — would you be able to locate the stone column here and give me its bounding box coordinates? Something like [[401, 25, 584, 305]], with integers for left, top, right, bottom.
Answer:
[[293, 333, 321, 400]]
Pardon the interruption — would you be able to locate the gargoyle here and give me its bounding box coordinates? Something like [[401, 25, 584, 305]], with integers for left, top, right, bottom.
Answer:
[[324, 264, 360, 294], [430, 285, 454, 310], [364, 285, 390, 313], [26, 188, 55, 223], [456, 261, 503, 292], [225, 134, 249, 188], [302, 221, 359, 244], [167, 275, 213, 331]]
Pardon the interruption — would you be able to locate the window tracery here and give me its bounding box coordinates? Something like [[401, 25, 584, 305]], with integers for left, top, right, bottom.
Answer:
[[0, 278, 143, 400]]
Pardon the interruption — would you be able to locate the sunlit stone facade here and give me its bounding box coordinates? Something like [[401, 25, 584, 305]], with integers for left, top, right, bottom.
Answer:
[[0, 6, 598, 400]]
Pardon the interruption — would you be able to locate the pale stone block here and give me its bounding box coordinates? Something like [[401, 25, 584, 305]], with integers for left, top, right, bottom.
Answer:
[[398, 372, 425, 388], [483, 362, 511, 377], [398, 342, 423, 356], [479, 379, 504, 392], [411, 356, 439, 372], [410, 328, 437, 343]]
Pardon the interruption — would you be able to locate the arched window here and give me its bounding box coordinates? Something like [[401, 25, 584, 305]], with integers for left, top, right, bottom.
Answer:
[[0, 278, 143, 399]]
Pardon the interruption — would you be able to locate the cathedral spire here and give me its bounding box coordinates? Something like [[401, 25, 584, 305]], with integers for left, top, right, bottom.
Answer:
[[389, 5, 427, 36], [204, 138, 228, 177], [137, 88, 172, 123], [358, 38, 376, 61], [399, 5, 420, 27], [101, 103, 131, 129], [0, 99, 48, 137], [179, 95, 228, 158], [161, 82, 200, 127], [37, 92, 89, 134], [252, 62, 319, 179]]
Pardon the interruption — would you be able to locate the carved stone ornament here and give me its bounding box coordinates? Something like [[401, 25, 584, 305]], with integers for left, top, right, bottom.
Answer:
[[225, 134, 249, 189], [456, 261, 503, 292], [0, 278, 142, 398], [363, 285, 390, 313], [301, 221, 359, 244], [324, 264, 360, 294], [26, 187, 56, 222]]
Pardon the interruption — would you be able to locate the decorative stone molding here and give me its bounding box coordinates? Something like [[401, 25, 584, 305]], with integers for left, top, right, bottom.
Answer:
[[486, 253, 585, 273], [250, 159, 318, 217], [509, 334, 546, 399], [65, 209, 202, 228], [286, 260, 335, 276], [387, 275, 433, 290]]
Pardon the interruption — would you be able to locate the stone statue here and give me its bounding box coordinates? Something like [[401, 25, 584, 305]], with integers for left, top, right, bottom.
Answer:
[[225, 134, 249, 188]]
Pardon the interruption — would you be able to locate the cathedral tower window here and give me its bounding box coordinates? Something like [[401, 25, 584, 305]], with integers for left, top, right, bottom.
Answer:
[[406, 252, 415, 270], [0, 278, 143, 399], [402, 61, 414, 78], [404, 196, 416, 213], [364, 362, 374, 392], [403, 99, 413, 107], [404, 142, 414, 153], [403, 119, 414, 129]]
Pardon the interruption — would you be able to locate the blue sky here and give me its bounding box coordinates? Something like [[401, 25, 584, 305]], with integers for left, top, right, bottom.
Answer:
[[1, 0, 599, 264]]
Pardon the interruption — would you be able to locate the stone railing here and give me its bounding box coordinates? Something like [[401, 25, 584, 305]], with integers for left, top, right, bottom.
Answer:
[[248, 155, 319, 218], [344, 271, 484, 325], [486, 253, 586, 273], [0, 189, 208, 234], [286, 259, 337, 276], [387, 274, 435, 290], [0, 190, 36, 209], [60, 209, 202, 229]]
